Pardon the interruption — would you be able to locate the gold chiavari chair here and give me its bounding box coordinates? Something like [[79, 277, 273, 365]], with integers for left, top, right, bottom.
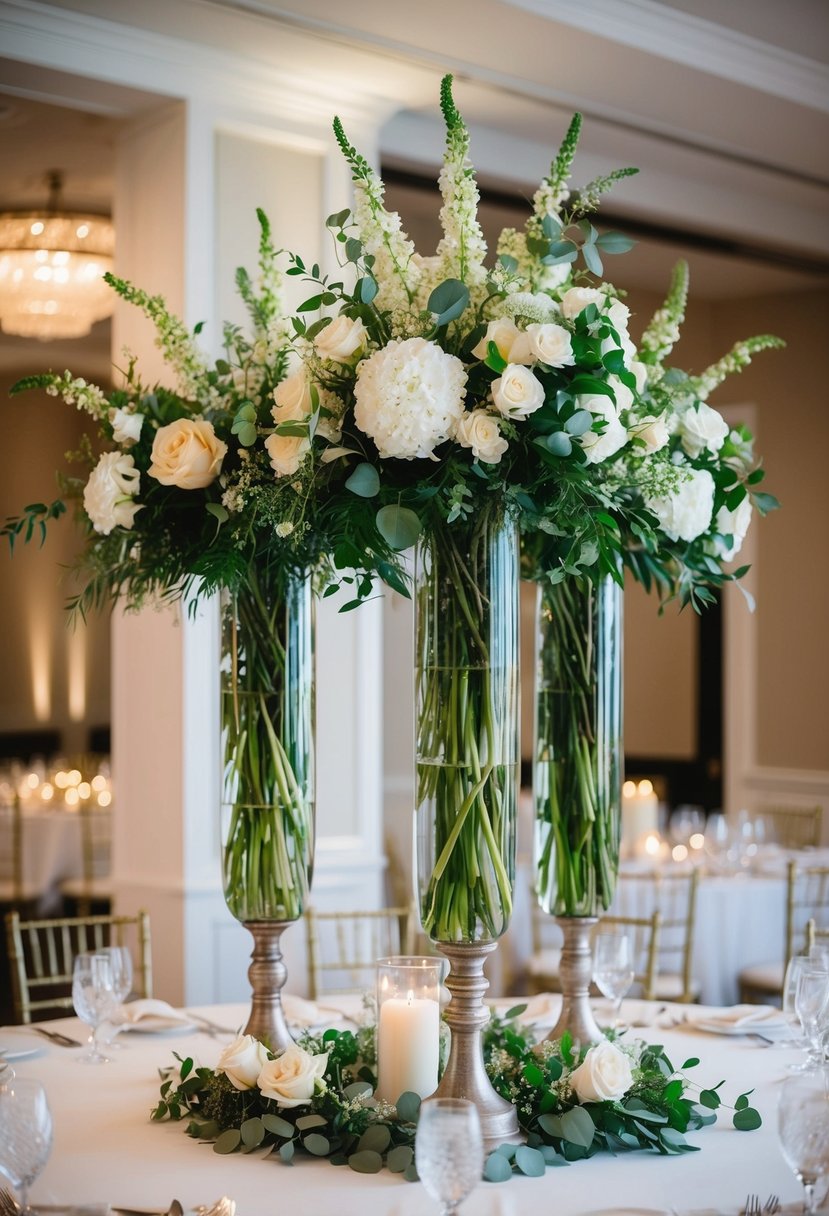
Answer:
[[806, 918, 829, 957], [597, 910, 662, 1001], [5, 909, 152, 1024], [612, 868, 700, 1002], [739, 861, 829, 1002], [755, 805, 823, 849], [306, 905, 411, 1000], [0, 797, 40, 909]]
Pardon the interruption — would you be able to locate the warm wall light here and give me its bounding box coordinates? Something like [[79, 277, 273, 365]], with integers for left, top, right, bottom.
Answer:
[[29, 619, 52, 722], [0, 171, 114, 340], [67, 621, 87, 722]]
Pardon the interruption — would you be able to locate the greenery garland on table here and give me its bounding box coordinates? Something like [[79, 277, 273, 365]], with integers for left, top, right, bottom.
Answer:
[[153, 1007, 761, 1184]]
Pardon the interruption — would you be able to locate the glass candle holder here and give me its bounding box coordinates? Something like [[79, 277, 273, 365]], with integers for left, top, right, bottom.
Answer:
[[376, 956, 442, 1104]]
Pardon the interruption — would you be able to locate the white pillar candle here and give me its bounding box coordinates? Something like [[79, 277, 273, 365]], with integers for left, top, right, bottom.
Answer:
[[376, 989, 440, 1103]]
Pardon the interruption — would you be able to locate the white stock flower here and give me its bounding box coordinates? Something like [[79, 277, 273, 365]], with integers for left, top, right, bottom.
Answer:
[[558, 286, 607, 321], [712, 497, 753, 560], [456, 410, 508, 463], [354, 337, 467, 460], [313, 315, 367, 363], [491, 364, 545, 419], [510, 323, 575, 369], [258, 1044, 329, 1109], [83, 451, 142, 535], [471, 317, 525, 364], [680, 401, 729, 459], [570, 1041, 634, 1103], [577, 395, 628, 465], [109, 406, 143, 446], [630, 415, 670, 453], [216, 1035, 270, 1091], [265, 432, 311, 478], [148, 419, 227, 490], [646, 467, 715, 542]]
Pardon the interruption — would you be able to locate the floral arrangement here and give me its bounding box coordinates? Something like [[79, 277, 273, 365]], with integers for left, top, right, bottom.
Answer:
[[153, 1010, 760, 1183]]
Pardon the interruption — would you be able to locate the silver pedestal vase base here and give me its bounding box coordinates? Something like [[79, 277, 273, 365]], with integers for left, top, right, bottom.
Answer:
[[434, 940, 523, 1152], [242, 920, 295, 1052], [546, 915, 603, 1045]]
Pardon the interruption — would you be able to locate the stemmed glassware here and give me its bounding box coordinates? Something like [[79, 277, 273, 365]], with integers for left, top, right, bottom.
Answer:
[[0, 1077, 53, 1212], [415, 1097, 484, 1215], [101, 945, 133, 1049], [72, 952, 118, 1064], [778, 1069, 829, 1213], [794, 967, 829, 1071], [593, 932, 634, 1028]]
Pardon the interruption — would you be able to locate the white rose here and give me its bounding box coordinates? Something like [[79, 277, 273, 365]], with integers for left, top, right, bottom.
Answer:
[[577, 394, 628, 465], [354, 337, 467, 460], [712, 497, 753, 560], [630, 360, 649, 395], [570, 1041, 634, 1103], [83, 451, 143, 535], [491, 364, 545, 419], [680, 402, 729, 459], [109, 406, 143, 445], [630, 415, 670, 453], [607, 374, 634, 414], [646, 467, 715, 542], [511, 323, 575, 369], [472, 317, 525, 363], [216, 1034, 270, 1091], [257, 1044, 329, 1109], [456, 410, 509, 463], [148, 419, 227, 490], [605, 299, 631, 334], [264, 432, 311, 478], [558, 286, 607, 321], [313, 315, 367, 363], [272, 370, 313, 421]]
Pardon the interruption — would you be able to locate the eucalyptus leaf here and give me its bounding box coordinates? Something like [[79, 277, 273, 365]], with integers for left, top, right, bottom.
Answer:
[[345, 463, 380, 498], [296, 1114, 328, 1131], [358, 275, 378, 304], [213, 1129, 241, 1155], [427, 278, 470, 326], [262, 1113, 295, 1138], [357, 1124, 391, 1154], [494, 1143, 517, 1160], [595, 231, 635, 254], [395, 1091, 422, 1123], [559, 1106, 595, 1149], [733, 1107, 762, 1131], [514, 1145, 546, 1177], [386, 1145, 414, 1173], [348, 1149, 383, 1174], [483, 1152, 513, 1183], [564, 409, 593, 436], [240, 1117, 265, 1148], [343, 1081, 373, 1101], [376, 505, 421, 552], [279, 1140, 295, 1164], [546, 431, 573, 457], [304, 1133, 331, 1156]]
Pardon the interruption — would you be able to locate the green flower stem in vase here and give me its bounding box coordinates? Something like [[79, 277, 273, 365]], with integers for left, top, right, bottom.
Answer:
[[220, 567, 314, 1048]]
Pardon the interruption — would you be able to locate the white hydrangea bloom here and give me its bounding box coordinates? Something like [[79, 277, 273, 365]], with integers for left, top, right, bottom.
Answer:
[[83, 451, 143, 535], [353, 337, 467, 460], [645, 467, 715, 542]]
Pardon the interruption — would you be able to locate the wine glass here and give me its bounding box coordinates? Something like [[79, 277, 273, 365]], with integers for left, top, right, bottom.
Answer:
[[778, 1069, 829, 1213], [72, 951, 118, 1064], [593, 932, 635, 1028], [415, 1097, 484, 1215], [0, 1077, 53, 1212], [783, 955, 813, 1053], [794, 967, 829, 1071], [101, 946, 133, 1049]]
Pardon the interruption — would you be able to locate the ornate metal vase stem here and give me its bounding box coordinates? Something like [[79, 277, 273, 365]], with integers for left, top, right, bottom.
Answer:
[[243, 920, 294, 1052], [435, 942, 521, 1150], [546, 917, 603, 1045]]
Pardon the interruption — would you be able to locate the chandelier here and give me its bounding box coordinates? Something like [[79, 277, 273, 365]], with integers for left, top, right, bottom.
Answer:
[[0, 171, 115, 341]]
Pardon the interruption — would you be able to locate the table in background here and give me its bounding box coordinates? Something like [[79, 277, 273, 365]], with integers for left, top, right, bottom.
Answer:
[[18, 809, 84, 911], [2, 998, 813, 1216]]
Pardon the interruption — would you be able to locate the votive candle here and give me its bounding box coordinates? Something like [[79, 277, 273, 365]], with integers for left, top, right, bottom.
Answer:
[[376, 957, 441, 1104]]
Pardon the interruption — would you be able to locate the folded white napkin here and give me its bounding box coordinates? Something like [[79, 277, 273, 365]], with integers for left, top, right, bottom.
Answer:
[[697, 1004, 783, 1029], [281, 994, 327, 1027], [109, 998, 192, 1028]]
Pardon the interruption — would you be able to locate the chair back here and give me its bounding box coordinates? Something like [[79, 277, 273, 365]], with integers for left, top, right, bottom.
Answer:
[[306, 906, 411, 999], [596, 911, 662, 1001], [612, 868, 699, 1001], [5, 910, 152, 1024], [805, 918, 829, 956], [0, 798, 23, 900], [757, 805, 823, 849], [786, 862, 829, 970], [79, 804, 112, 882]]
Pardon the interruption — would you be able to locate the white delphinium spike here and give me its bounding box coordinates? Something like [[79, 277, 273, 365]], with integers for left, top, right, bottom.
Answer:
[[690, 334, 786, 400], [428, 76, 487, 297], [103, 273, 210, 400], [638, 261, 690, 381]]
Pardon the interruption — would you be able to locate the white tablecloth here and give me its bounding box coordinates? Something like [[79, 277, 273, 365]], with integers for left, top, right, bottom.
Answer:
[[1, 997, 816, 1216], [20, 810, 84, 908]]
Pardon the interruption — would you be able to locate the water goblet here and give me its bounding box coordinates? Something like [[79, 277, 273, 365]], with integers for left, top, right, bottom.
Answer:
[[778, 1068, 829, 1212], [101, 945, 133, 1049], [415, 1097, 484, 1216], [794, 967, 829, 1070], [72, 951, 118, 1064], [593, 932, 635, 1028], [0, 1077, 53, 1212]]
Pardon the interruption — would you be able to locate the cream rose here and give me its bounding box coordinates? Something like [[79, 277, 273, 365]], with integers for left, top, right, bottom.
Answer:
[[558, 286, 607, 321], [511, 323, 575, 369], [109, 406, 143, 446], [456, 410, 509, 463], [264, 432, 311, 478], [83, 451, 143, 535], [272, 369, 313, 421], [148, 419, 227, 490], [646, 467, 715, 542], [630, 414, 670, 454], [570, 1041, 634, 1103], [216, 1034, 271, 1091], [313, 315, 367, 363], [258, 1044, 328, 1109], [607, 374, 635, 415], [491, 364, 545, 419], [712, 497, 753, 560], [680, 401, 729, 459], [471, 317, 526, 364], [577, 395, 628, 465], [630, 360, 649, 395]]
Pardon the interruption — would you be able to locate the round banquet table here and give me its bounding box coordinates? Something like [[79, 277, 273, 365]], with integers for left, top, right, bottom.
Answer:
[[2, 996, 821, 1216], [19, 808, 84, 910]]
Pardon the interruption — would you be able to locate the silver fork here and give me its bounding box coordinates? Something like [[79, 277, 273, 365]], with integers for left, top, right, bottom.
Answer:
[[764, 1196, 780, 1214], [744, 1195, 761, 1216], [0, 1188, 19, 1215]]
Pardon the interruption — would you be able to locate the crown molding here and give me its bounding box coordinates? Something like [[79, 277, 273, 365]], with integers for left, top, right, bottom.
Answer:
[[503, 0, 829, 113]]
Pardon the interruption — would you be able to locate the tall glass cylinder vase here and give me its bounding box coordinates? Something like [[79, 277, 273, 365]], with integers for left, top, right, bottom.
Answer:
[[532, 572, 623, 1042], [415, 506, 521, 1148], [220, 568, 315, 1051]]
